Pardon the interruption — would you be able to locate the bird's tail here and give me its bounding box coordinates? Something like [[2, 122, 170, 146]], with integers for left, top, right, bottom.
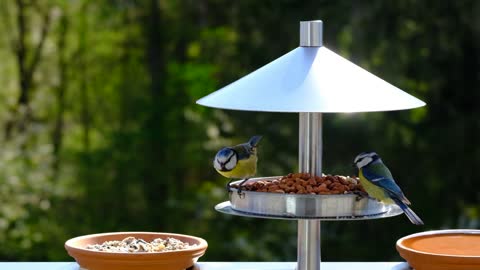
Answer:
[[393, 197, 424, 225], [248, 135, 262, 147]]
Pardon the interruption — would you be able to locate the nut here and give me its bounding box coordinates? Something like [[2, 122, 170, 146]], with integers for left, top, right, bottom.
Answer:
[[237, 173, 365, 196]]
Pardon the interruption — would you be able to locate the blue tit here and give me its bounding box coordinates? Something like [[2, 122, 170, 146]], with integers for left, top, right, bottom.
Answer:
[[213, 135, 262, 193], [354, 152, 424, 225]]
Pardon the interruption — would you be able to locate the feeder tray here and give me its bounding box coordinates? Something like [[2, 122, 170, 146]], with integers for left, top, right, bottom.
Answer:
[[218, 178, 402, 219]]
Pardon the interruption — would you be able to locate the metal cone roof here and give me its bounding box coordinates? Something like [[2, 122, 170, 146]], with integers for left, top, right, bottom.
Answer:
[[196, 46, 425, 112]]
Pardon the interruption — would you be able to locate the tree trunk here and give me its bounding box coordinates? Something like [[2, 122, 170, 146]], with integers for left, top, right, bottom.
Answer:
[[6, 0, 52, 139], [52, 13, 69, 179], [79, 3, 90, 153], [16, 0, 51, 108], [144, 0, 169, 229]]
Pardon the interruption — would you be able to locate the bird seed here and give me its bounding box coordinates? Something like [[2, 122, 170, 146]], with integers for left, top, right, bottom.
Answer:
[[86, 236, 197, 253]]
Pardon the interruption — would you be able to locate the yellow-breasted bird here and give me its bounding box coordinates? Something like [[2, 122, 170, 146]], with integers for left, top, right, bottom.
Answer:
[[213, 136, 262, 193], [354, 151, 424, 225]]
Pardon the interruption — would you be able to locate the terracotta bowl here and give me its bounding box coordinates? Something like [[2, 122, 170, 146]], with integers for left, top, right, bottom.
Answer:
[[65, 232, 208, 270], [396, 229, 480, 270]]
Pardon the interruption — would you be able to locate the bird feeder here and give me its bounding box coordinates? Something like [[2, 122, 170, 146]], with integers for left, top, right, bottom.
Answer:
[[197, 20, 425, 270]]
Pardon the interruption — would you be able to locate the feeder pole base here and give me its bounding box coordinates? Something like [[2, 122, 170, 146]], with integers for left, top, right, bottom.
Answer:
[[297, 220, 321, 270]]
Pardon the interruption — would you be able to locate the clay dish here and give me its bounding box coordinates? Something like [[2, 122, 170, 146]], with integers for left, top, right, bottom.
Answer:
[[65, 232, 208, 270], [396, 229, 480, 270]]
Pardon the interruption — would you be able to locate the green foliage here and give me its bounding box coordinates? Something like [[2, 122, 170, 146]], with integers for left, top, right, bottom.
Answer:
[[0, 0, 478, 263]]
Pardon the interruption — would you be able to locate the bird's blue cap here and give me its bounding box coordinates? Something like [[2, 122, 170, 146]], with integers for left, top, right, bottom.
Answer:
[[216, 147, 234, 158]]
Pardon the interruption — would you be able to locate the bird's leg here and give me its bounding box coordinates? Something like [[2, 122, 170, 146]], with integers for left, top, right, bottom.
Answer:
[[353, 190, 369, 201], [236, 178, 250, 196], [226, 179, 235, 193]]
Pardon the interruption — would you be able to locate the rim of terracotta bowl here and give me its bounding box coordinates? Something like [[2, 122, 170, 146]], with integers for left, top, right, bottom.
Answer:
[[65, 231, 208, 259], [396, 229, 480, 263]]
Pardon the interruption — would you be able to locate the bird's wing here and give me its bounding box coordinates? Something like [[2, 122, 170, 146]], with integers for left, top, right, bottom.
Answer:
[[366, 161, 394, 179], [232, 144, 252, 160], [362, 163, 411, 205]]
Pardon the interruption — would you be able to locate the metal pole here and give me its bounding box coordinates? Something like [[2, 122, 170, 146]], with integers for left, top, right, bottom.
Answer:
[[298, 113, 322, 270], [298, 20, 323, 270]]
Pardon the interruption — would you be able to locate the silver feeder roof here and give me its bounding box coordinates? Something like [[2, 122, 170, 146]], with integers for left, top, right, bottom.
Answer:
[[196, 21, 425, 113]]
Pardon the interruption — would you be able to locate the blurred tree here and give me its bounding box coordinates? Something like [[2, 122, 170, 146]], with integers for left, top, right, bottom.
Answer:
[[4, 0, 54, 139]]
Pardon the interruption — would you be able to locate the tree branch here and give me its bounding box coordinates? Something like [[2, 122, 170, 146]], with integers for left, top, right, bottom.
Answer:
[[15, 0, 28, 105], [25, 6, 52, 91], [0, 1, 17, 52], [52, 13, 69, 177]]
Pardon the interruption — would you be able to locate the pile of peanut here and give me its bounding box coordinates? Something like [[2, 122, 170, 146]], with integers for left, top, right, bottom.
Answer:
[[233, 173, 366, 195]]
